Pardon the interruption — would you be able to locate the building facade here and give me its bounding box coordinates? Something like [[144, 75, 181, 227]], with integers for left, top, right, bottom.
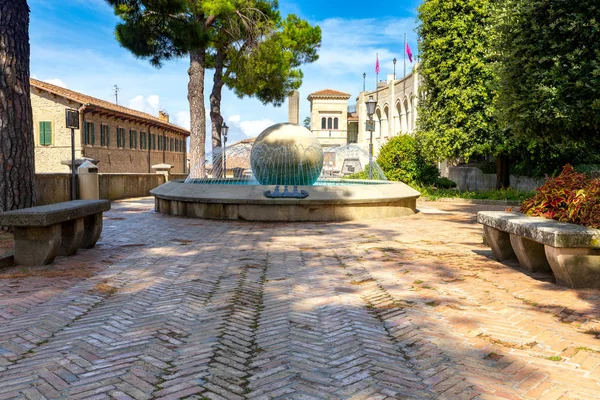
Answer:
[[307, 67, 420, 154], [31, 79, 189, 173]]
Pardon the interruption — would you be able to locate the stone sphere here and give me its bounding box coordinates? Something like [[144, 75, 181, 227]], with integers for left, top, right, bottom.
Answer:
[[251, 123, 323, 186]]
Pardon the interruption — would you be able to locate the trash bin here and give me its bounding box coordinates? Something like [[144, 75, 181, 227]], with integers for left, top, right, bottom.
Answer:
[[78, 160, 99, 200]]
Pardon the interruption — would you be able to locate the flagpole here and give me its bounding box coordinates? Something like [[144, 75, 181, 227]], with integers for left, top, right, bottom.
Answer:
[[404, 33, 407, 79], [376, 52, 379, 102]]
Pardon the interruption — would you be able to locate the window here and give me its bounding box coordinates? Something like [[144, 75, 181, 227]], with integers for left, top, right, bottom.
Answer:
[[334, 118, 339, 130], [100, 125, 110, 147], [151, 134, 156, 150], [327, 117, 332, 129], [321, 117, 326, 129], [158, 134, 162, 151], [170, 138, 174, 152], [39, 121, 52, 146], [130, 129, 137, 149], [84, 122, 95, 145], [140, 131, 146, 149], [116, 127, 126, 148]]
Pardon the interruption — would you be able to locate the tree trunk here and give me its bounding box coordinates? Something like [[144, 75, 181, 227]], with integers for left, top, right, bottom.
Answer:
[[495, 154, 510, 189], [0, 0, 36, 213], [187, 49, 206, 178], [209, 48, 225, 177]]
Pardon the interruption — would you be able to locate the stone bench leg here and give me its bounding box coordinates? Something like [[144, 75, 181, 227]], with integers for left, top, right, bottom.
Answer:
[[544, 246, 600, 289], [60, 217, 84, 256], [510, 234, 552, 273], [13, 225, 61, 266], [82, 213, 103, 249], [483, 225, 516, 261]]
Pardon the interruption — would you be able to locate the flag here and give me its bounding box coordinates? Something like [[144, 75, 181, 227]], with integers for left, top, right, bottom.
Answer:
[[375, 54, 380, 74], [406, 42, 413, 63]]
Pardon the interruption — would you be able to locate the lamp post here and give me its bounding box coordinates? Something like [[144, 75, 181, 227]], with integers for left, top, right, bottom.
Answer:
[[393, 58, 397, 80], [362, 72, 366, 92], [221, 122, 229, 179], [365, 95, 377, 180]]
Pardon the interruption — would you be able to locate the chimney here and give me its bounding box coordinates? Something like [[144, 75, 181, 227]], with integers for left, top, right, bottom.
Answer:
[[159, 111, 169, 122]]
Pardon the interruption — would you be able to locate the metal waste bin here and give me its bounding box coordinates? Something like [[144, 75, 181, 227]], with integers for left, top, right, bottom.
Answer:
[[78, 160, 99, 200]]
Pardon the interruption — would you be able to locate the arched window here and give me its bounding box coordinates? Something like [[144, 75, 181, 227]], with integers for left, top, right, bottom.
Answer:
[[327, 117, 332, 129], [321, 117, 326, 129], [334, 118, 339, 130]]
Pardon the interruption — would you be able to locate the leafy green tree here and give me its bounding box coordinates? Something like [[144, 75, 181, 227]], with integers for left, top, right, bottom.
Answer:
[[495, 0, 600, 148], [302, 116, 310, 129], [208, 13, 320, 171], [416, 0, 510, 187], [106, 1, 320, 176]]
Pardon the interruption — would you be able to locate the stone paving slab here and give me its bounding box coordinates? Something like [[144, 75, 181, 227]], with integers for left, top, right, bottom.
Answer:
[[0, 198, 598, 399]]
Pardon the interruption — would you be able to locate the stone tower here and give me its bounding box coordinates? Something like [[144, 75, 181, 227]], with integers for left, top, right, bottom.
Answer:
[[288, 90, 300, 125]]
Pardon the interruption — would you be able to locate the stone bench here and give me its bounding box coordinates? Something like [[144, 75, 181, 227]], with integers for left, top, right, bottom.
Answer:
[[0, 200, 111, 266], [477, 211, 600, 289]]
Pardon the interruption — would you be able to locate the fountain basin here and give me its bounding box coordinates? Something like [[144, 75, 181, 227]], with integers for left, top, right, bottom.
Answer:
[[151, 180, 420, 222]]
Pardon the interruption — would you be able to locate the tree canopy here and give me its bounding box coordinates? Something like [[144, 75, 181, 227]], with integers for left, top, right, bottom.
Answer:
[[416, 0, 504, 164], [495, 0, 600, 143]]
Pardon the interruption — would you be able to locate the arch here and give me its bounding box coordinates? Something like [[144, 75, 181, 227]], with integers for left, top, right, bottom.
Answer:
[[394, 100, 402, 136], [375, 107, 382, 139], [321, 117, 326, 129], [382, 104, 390, 139], [409, 93, 416, 133], [327, 117, 332, 130], [334, 117, 339, 130], [403, 96, 410, 133]]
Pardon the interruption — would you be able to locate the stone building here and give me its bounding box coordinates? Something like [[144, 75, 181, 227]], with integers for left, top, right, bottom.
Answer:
[[30, 78, 189, 173], [307, 67, 420, 154]]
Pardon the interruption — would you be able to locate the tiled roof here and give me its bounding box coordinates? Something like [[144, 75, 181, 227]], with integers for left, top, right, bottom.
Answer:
[[30, 78, 189, 136], [347, 112, 359, 122], [308, 89, 352, 99]]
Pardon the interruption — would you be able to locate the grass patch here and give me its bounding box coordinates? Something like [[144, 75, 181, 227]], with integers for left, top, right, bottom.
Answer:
[[546, 355, 562, 362], [425, 301, 440, 307], [413, 280, 424, 285], [416, 186, 534, 202]]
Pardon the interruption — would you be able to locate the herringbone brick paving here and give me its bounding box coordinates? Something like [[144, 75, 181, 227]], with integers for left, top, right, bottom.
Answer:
[[0, 198, 599, 399]]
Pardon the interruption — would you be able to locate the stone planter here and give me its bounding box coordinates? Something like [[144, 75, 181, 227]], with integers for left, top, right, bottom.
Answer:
[[477, 211, 600, 289]]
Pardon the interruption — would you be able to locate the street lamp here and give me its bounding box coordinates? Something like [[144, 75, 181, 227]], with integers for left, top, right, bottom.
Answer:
[[365, 95, 377, 180], [393, 58, 397, 80], [221, 122, 229, 178], [362, 72, 366, 92]]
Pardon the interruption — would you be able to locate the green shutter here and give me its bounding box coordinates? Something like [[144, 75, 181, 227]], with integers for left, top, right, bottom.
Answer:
[[39, 121, 52, 146], [91, 123, 95, 145]]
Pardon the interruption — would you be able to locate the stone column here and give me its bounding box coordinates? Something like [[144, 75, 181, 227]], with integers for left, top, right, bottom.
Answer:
[[60, 217, 84, 256], [483, 226, 516, 261], [82, 213, 103, 249]]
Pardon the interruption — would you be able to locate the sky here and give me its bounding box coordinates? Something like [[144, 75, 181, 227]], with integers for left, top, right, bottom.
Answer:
[[28, 0, 422, 149]]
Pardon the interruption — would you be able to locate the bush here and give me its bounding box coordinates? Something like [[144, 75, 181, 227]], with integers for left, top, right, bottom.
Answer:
[[433, 177, 457, 189], [376, 135, 439, 185], [520, 164, 600, 228]]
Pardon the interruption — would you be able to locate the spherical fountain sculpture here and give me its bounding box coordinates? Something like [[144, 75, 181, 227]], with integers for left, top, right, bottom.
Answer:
[[251, 123, 323, 186], [151, 123, 420, 222]]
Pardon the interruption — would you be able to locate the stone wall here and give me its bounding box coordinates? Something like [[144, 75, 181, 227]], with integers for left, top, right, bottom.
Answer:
[[448, 166, 544, 192], [31, 90, 84, 173], [82, 111, 187, 174], [35, 173, 187, 205], [30, 90, 187, 174]]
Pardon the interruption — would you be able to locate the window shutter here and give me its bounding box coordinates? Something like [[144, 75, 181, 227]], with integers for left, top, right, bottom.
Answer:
[[39, 121, 45, 145], [107, 127, 110, 147], [91, 123, 95, 145]]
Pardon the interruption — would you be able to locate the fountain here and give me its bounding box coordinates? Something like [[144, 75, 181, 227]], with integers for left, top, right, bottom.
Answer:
[[151, 123, 420, 221]]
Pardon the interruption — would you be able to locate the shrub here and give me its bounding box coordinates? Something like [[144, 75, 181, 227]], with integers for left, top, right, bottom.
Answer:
[[520, 164, 600, 228], [376, 135, 439, 185], [433, 177, 457, 189]]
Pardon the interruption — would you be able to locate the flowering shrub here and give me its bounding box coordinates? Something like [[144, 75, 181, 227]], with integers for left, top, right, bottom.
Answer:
[[520, 165, 600, 228]]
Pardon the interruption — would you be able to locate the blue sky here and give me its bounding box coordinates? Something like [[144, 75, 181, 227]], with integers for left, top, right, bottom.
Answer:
[[29, 0, 421, 147]]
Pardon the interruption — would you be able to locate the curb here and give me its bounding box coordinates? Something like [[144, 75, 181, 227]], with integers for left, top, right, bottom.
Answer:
[[420, 197, 522, 206]]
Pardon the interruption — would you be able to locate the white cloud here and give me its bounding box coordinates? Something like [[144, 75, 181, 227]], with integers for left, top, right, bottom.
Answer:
[[227, 115, 274, 137], [128, 94, 160, 116], [43, 78, 67, 88], [173, 110, 191, 130]]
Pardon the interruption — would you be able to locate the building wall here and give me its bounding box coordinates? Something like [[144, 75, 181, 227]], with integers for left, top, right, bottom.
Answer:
[[82, 112, 187, 174], [356, 68, 420, 155], [31, 90, 84, 173], [310, 97, 350, 147], [31, 90, 187, 174]]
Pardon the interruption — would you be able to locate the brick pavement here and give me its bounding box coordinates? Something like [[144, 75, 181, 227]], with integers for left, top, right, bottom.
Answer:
[[0, 198, 599, 399]]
